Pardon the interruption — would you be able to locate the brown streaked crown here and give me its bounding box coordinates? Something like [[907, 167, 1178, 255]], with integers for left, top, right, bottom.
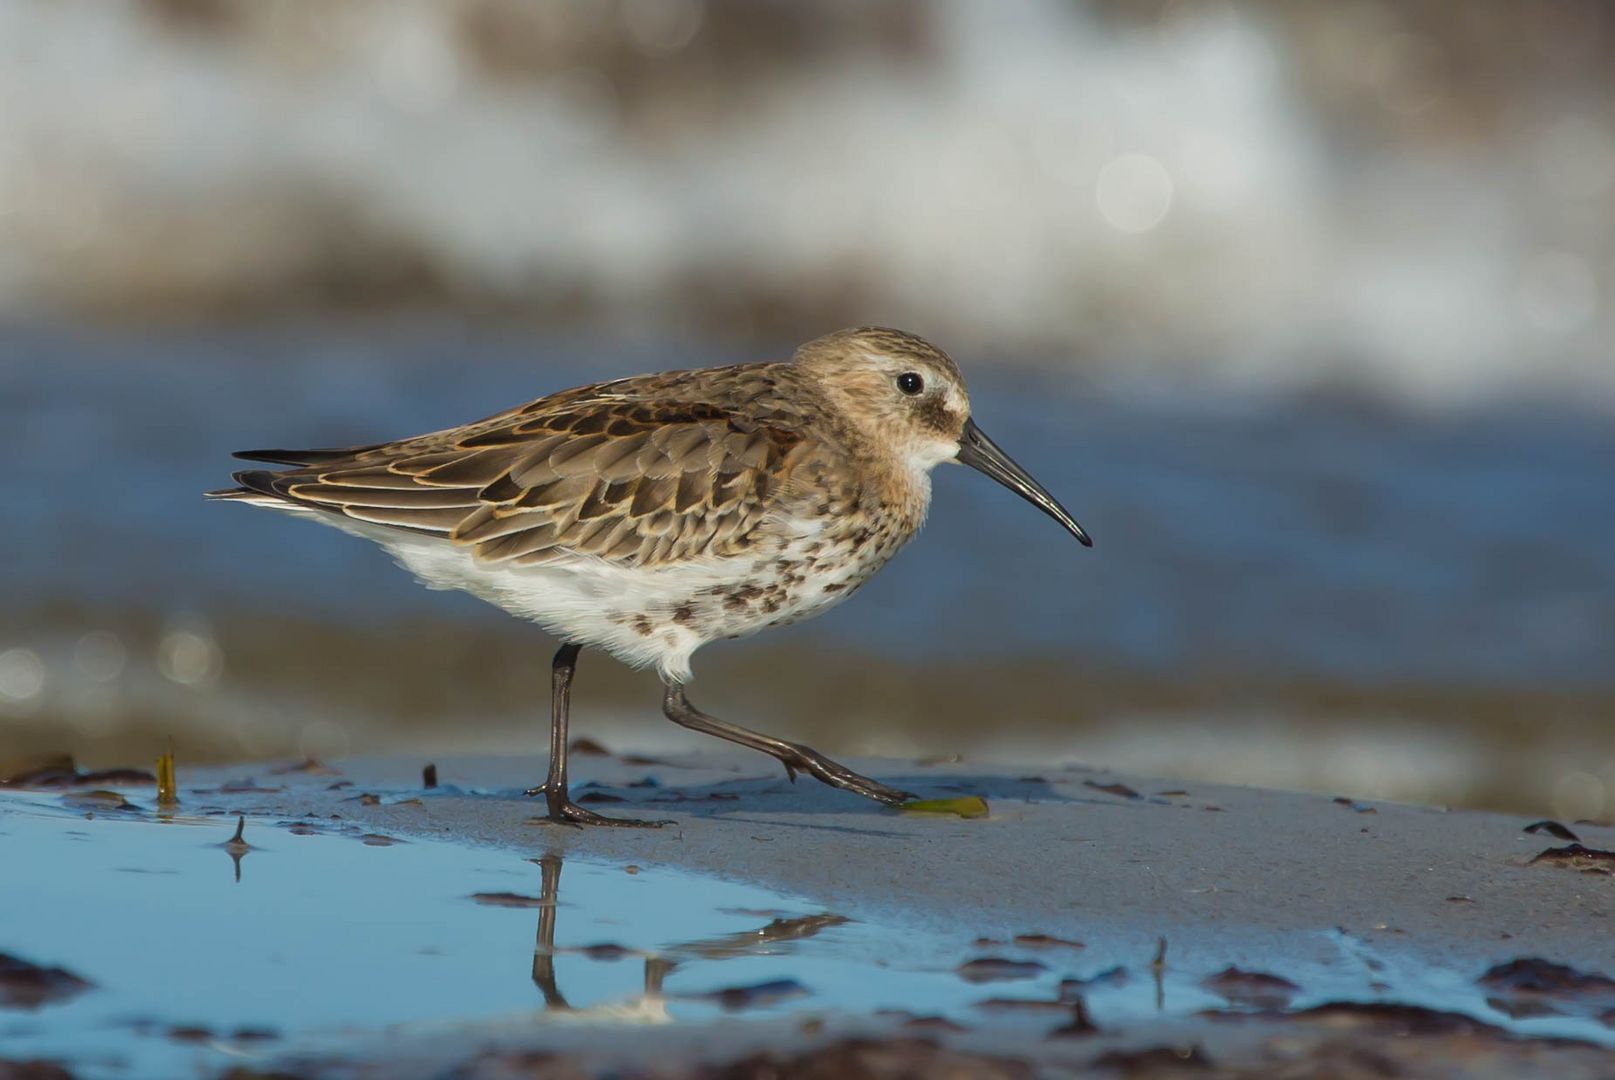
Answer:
[[791, 327, 971, 450], [794, 326, 964, 386]]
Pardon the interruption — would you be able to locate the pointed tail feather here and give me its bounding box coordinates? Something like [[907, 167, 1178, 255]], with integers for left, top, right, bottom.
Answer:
[[232, 445, 380, 466], [205, 469, 288, 502]]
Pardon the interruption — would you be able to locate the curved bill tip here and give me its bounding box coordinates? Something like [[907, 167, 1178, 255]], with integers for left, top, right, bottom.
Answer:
[[956, 418, 1092, 547]]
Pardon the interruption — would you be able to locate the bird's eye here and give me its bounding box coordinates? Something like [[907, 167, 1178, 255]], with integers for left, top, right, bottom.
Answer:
[[896, 372, 924, 395]]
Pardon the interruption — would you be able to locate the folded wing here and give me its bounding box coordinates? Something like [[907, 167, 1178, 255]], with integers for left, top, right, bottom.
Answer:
[[219, 383, 816, 568]]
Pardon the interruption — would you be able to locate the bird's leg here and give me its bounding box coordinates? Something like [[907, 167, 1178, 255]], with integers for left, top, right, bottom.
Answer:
[[662, 683, 915, 806], [523, 642, 578, 800], [528, 643, 670, 827]]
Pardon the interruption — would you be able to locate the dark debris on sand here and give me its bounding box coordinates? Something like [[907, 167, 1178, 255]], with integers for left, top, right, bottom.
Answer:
[[1523, 820, 1579, 841], [0, 753, 153, 790], [1478, 957, 1615, 1021], [1529, 844, 1615, 873], [955, 957, 1048, 984], [428, 1038, 1037, 1080], [697, 1038, 1035, 1080], [0, 1060, 78, 1080], [467, 892, 547, 909], [0, 953, 93, 1010], [1200, 966, 1300, 1010]]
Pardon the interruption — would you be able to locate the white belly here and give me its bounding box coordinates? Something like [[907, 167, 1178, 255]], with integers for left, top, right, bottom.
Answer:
[[248, 501, 910, 684]]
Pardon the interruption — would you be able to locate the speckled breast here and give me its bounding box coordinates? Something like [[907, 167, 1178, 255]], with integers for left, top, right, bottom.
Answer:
[[700, 499, 920, 640]]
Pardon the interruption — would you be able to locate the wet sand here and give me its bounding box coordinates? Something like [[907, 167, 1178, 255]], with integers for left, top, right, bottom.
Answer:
[[296, 752, 1611, 959], [69, 749, 1613, 1078]]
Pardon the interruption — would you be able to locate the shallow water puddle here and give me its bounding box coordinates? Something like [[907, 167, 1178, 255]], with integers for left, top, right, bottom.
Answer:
[[0, 791, 1084, 1076], [3, 790, 1612, 1077]]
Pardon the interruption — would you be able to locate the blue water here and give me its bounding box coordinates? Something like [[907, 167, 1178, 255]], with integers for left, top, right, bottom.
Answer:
[[0, 790, 1159, 1077], [3, 787, 1611, 1078]]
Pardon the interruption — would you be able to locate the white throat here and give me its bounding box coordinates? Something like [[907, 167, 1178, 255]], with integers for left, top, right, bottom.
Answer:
[[904, 438, 959, 483]]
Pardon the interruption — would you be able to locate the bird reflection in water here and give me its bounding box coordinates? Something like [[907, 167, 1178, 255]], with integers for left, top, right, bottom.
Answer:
[[527, 852, 847, 1017]]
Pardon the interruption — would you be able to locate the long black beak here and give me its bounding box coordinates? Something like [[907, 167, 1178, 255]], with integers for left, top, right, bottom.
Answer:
[[956, 418, 1092, 547]]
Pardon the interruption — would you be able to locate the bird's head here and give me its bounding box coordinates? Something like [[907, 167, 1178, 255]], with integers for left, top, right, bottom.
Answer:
[[793, 326, 1091, 546]]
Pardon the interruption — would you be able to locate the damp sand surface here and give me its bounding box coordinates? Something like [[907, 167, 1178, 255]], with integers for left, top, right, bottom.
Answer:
[[4, 752, 1615, 1078]]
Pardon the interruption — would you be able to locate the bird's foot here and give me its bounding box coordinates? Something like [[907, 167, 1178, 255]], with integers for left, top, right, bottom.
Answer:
[[528, 790, 671, 828], [776, 746, 916, 806]]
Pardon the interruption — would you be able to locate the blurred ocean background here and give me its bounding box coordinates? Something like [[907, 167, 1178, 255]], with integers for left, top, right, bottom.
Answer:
[[2, 0, 1612, 817]]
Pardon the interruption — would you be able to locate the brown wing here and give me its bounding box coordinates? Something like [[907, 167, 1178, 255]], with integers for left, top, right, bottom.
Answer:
[[222, 366, 820, 568]]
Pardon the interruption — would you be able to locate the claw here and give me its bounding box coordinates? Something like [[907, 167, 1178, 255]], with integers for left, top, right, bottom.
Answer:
[[536, 798, 672, 828]]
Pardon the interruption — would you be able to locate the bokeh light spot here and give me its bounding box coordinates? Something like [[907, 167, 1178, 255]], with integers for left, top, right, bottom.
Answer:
[[1095, 153, 1175, 234], [73, 630, 127, 684], [157, 629, 222, 688], [0, 648, 46, 705]]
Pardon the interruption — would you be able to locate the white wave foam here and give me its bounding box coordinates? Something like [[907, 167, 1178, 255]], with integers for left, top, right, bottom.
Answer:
[[0, 1, 1609, 407]]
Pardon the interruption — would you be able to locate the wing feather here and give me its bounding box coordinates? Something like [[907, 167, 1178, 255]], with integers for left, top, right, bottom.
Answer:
[[217, 365, 823, 566]]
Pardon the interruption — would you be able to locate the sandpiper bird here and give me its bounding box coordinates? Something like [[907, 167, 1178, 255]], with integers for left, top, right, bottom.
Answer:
[[209, 327, 1091, 825]]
